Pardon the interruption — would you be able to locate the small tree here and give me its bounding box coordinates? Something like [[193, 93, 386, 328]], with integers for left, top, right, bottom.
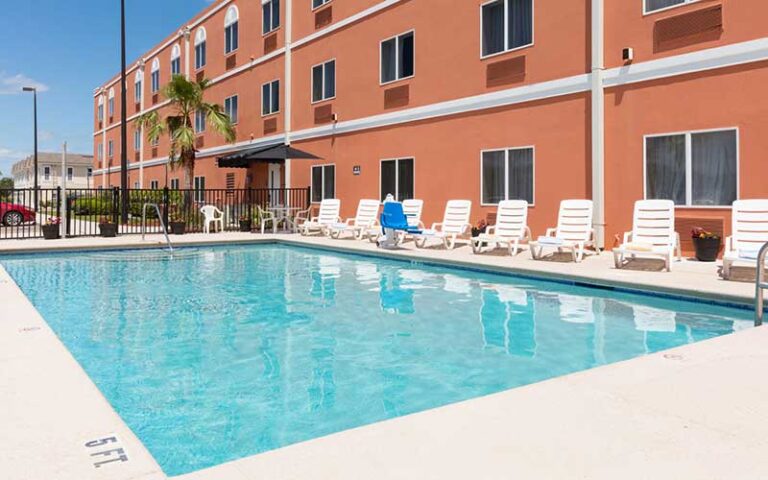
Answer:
[[0, 176, 13, 202], [136, 76, 236, 190]]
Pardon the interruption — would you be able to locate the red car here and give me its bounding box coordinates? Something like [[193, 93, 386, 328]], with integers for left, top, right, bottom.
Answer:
[[0, 202, 36, 226]]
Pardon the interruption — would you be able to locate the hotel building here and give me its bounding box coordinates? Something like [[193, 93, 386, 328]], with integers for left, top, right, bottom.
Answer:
[[93, 0, 768, 251]]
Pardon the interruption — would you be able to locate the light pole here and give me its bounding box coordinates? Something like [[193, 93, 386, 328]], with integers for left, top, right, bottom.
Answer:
[[119, 0, 129, 223], [22, 86, 38, 211]]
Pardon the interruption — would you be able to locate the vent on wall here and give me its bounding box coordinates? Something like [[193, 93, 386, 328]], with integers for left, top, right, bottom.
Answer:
[[384, 85, 409, 109], [134, 152, 140, 162], [196, 71, 205, 83], [195, 136, 205, 149], [264, 118, 277, 134], [135, 103, 141, 113], [315, 7, 332, 29], [486, 56, 526, 88], [226, 54, 237, 70], [264, 34, 278, 54], [314, 104, 334, 124], [226, 173, 235, 190], [654, 5, 723, 52], [676, 215, 725, 254]]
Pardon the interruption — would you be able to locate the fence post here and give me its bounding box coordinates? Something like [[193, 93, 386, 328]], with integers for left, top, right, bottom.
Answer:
[[66, 196, 72, 236], [163, 187, 170, 232], [55, 187, 61, 230], [306, 187, 311, 209], [112, 187, 120, 226]]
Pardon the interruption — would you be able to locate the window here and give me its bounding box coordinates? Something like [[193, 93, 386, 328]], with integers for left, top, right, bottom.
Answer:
[[151, 58, 161, 93], [645, 129, 737, 207], [225, 6, 239, 54], [481, 0, 533, 58], [108, 140, 114, 158], [262, 80, 280, 115], [380, 158, 414, 202], [134, 70, 143, 103], [134, 181, 140, 189], [644, 0, 694, 14], [195, 28, 207, 69], [170, 178, 180, 190], [98, 144, 103, 160], [150, 180, 159, 190], [312, 0, 331, 9], [481, 147, 534, 204], [194, 176, 206, 202], [224, 95, 239, 124], [108, 88, 115, 116], [312, 60, 336, 103], [87, 168, 93, 177], [97, 97, 104, 122], [171, 44, 181, 76], [381, 31, 414, 84], [311, 165, 335, 202], [67, 167, 73, 181], [150, 134, 159, 147], [43, 166, 51, 181], [195, 110, 206, 133], [262, 0, 280, 34], [134, 129, 142, 151]]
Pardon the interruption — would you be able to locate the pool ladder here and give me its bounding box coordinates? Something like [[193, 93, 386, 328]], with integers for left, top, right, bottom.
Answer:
[[755, 242, 768, 326], [141, 203, 174, 253]]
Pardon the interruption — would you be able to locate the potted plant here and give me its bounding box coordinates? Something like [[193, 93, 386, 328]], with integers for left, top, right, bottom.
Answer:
[[471, 219, 488, 247], [41, 217, 61, 240], [169, 211, 186, 235], [239, 214, 253, 232], [98, 216, 117, 238], [691, 227, 721, 262]]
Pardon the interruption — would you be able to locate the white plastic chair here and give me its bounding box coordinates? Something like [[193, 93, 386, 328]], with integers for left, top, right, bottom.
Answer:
[[299, 199, 341, 236], [472, 200, 531, 255], [200, 205, 224, 233], [256, 205, 277, 234], [722, 199, 768, 279], [613, 200, 681, 272], [329, 199, 380, 240], [530, 200, 597, 262], [414, 200, 472, 250]]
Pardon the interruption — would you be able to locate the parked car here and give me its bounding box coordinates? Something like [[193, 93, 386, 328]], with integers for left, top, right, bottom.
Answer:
[[0, 202, 36, 226]]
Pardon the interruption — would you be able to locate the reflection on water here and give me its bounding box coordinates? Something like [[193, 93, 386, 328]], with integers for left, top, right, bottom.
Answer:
[[0, 245, 752, 476]]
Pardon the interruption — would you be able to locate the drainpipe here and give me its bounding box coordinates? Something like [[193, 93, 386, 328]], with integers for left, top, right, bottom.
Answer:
[[101, 91, 108, 188], [591, 0, 606, 249], [182, 27, 191, 80], [138, 60, 146, 188], [284, 0, 293, 188]]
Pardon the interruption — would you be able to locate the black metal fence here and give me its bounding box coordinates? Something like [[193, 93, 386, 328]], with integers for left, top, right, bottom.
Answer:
[[0, 187, 310, 240]]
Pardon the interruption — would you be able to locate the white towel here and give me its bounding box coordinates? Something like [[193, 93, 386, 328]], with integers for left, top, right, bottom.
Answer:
[[536, 236, 564, 246]]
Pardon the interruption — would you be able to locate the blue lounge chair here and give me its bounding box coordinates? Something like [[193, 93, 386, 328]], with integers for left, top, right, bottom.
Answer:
[[378, 202, 422, 248]]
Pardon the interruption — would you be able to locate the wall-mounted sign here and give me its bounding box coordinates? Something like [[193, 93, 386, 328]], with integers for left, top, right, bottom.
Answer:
[[352, 166, 361, 176]]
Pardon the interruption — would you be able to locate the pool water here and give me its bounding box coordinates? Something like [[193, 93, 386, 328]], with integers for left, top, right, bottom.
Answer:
[[1, 245, 752, 476]]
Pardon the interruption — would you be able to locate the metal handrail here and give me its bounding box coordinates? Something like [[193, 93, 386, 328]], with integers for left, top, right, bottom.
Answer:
[[142, 203, 173, 253], [755, 242, 768, 326]]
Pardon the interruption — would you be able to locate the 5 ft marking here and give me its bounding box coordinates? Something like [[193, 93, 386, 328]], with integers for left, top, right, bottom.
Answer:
[[84, 436, 129, 468]]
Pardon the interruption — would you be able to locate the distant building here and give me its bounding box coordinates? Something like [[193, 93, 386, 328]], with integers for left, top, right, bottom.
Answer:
[[12, 152, 94, 190]]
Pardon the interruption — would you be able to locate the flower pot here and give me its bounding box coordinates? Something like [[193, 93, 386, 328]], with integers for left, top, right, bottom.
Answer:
[[170, 222, 186, 235], [692, 236, 721, 262], [41, 224, 60, 240], [99, 223, 117, 238], [239, 220, 252, 232]]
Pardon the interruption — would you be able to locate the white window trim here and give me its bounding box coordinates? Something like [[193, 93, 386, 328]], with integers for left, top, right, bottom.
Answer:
[[261, 80, 281, 117], [311, 0, 332, 11], [311, 58, 337, 105], [224, 95, 239, 124], [479, 0, 535, 61], [262, 0, 281, 36], [224, 6, 239, 55], [379, 157, 416, 202], [134, 130, 142, 150], [311, 163, 336, 203], [379, 29, 416, 86], [643, 0, 700, 16], [642, 127, 739, 209], [195, 110, 207, 134], [479, 146, 536, 207]]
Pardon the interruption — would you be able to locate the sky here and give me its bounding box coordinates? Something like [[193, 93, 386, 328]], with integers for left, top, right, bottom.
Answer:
[[0, 0, 215, 178]]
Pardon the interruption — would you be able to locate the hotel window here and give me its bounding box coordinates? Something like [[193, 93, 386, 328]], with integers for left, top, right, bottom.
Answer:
[[194, 176, 206, 202], [195, 28, 207, 69], [481, 147, 534, 204], [150, 180, 159, 190], [644, 0, 693, 14], [224, 95, 239, 124], [311, 165, 335, 202], [645, 129, 737, 207], [98, 144, 103, 160], [170, 178, 180, 190], [43, 166, 50, 181], [108, 88, 115, 116], [67, 167, 73, 181], [150, 134, 159, 147], [481, 0, 533, 58], [312, 0, 330, 8], [87, 168, 93, 177], [312, 60, 336, 103], [151, 58, 161, 93], [262, 80, 280, 116], [380, 31, 414, 84], [262, 0, 280, 34], [380, 158, 414, 202], [171, 44, 181, 76], [134, 70, 143, 103], [134, 181, 140, 189], [134, 129, 141, 151], [225, 6, 239, 54], [195, 110, 206, 133], [97, 97, 104, 122], [108, 140, 114, 158]]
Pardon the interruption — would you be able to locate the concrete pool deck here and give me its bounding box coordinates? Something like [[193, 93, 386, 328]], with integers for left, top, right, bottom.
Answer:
[[0, 232, 766, 479]]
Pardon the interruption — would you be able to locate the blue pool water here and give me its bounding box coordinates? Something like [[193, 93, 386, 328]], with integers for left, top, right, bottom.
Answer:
[[1, 245, 752, 476]]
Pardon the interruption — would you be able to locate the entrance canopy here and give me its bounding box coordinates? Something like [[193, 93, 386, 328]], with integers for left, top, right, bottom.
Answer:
[[217, 143, 320, 169]]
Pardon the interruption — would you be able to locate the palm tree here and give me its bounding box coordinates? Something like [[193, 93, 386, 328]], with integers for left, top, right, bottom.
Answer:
[[137, 75, 236, 190]]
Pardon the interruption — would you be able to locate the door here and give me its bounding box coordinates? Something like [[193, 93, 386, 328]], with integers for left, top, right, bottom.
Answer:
[[268, 163, 281, 206]]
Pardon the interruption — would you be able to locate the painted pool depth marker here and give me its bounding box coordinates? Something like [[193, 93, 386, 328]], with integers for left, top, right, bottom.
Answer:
[[84, 435, 129, 469]]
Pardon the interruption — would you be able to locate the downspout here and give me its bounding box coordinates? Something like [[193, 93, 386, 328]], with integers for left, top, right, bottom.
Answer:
[[183, 27, 191, 80], [284, 0, 293, 188], [138, 60, 146, 188], [101, 91, 108, 188], [591, 0, 606, 249]]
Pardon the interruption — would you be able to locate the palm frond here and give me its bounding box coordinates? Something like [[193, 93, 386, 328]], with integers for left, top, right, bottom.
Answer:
[[200, 103, 236, 143]]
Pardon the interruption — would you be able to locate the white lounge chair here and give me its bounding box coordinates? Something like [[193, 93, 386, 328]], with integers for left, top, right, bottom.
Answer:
[[328, 199, 380, 240], [298, 199, 341, 236], [471, 200, 531, 255], [530, 200, 597, 262], [200, 205, 224, 233], [613, 200, 681, 272], [414, 200, 472, 250], [369, 199, 425, 244], [722, 199, 768, 279]]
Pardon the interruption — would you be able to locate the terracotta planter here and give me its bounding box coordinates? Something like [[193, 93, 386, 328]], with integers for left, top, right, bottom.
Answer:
[[693, 236, 721, 262], [42, 224, 60, 240], [99, 223, 117, 238]]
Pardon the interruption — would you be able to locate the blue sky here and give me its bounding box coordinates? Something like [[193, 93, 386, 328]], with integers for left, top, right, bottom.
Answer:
[[0, 0, 214, 178]]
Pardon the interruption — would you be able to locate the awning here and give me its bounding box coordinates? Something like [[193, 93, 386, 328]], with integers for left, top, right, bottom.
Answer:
[[217, 144, 321, 168]]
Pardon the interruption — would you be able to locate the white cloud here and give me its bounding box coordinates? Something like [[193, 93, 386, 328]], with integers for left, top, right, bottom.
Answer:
[[0, 72, 49, 95]]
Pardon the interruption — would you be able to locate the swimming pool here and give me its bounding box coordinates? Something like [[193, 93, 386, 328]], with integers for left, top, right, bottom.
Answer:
[[0, 244, 752, 476]]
